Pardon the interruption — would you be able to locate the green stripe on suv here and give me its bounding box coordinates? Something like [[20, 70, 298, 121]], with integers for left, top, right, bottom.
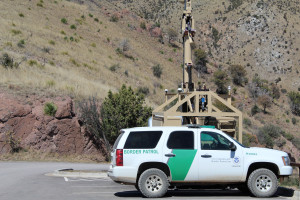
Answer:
[[167, 149, 197, 181]]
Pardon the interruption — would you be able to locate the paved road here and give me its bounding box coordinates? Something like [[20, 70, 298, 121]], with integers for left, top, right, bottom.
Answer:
[[0, 162, 296, 200]]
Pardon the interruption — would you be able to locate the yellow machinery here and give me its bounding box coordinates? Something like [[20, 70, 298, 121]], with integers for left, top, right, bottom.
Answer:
[[152, 0, 243, 142]]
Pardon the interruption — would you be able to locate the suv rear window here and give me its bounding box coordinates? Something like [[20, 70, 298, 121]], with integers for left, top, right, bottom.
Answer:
[[124, 131, 162, 149], [113, 131, 124, 150], [167, 131, 194, 149]]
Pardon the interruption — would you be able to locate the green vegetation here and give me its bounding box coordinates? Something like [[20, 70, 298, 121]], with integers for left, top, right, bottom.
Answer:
[[5, 131, 21, 153], [70, 24, 76, 30], [229, 65, 247, 86], [17, 40, 25, 48], [243, 118, 252, 127], [109, 63, 120, 72], [227, 0, 244, 11], [288, 91, 300, 116], [194, 48, 208, 73], [101, 85, 152, 143], [110, 14, 119, 22], [292, 117, 297, 125], [242, 133, 257, 147], [213, 70, 229, 94], [61, 18, 68, 24], [0, 53, 18, 69], [212, 27, 220, 48], [49, 40, 55, 45], [152, 64, 162, 78], [137, 86, 150, 96], [11, 29, 22, 35], [140, 21, 146, 30], [44, 102, 57, 116], [28, 60, 38, 66], [19, 13, 24, 17], [256, 124, 283, 148]]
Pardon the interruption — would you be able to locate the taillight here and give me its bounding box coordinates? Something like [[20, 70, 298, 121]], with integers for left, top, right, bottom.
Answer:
[[116, 149, 123, 166]]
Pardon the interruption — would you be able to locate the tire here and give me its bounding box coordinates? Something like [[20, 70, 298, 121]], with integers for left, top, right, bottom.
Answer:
[[247, 168, 278, 198], [135, 184, 140, 192], [138, 168, 169, 198]]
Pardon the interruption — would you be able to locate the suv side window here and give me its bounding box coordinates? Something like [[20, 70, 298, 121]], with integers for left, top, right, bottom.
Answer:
[[201, 132, 231, 150], [167, 131, 194, 149], [124, 131, 162, 149]]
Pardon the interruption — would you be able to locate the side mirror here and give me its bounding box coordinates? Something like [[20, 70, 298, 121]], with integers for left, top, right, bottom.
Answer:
[[229, 142, 236, 151]]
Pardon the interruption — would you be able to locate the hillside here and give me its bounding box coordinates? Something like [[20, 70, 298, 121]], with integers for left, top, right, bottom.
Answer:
[[0, 0, 186, 106], [0, 0, 300, 161]]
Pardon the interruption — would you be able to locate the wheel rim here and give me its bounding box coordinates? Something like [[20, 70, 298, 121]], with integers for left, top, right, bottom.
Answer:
[[255, 175, 273, 192], [145, 175, 163, 193]]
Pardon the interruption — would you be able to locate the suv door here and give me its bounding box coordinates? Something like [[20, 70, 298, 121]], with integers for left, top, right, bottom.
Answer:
[[163, 130, 199, 181], [198, 131, 243, 182]]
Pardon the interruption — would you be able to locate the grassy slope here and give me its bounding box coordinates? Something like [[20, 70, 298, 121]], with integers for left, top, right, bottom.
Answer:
[[0, 0, 185, 106]]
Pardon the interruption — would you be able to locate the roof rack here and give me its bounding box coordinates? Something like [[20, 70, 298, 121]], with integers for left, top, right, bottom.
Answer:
[[185, 124, 215, 129]]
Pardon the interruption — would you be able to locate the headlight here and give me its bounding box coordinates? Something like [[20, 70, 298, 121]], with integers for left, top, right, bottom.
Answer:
[[282, 156, 290, 166]]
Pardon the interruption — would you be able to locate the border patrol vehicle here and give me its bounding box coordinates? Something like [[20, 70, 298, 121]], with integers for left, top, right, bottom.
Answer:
[[108, 126, 292, 198]]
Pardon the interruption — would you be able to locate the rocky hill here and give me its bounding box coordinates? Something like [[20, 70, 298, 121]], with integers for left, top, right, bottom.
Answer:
[[0, 0, 299, 161]]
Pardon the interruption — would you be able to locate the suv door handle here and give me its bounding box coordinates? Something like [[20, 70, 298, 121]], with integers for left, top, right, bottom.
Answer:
[[165, 153, 176, 157], [201, 154, 212, 158]]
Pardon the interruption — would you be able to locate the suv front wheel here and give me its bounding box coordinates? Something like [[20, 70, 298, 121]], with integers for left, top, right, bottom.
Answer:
[[138, 168, 169, 198], [247, 168, 278, 198]]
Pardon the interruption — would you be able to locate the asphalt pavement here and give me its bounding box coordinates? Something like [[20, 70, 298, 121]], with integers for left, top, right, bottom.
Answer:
[[0, 161, 297, 200]]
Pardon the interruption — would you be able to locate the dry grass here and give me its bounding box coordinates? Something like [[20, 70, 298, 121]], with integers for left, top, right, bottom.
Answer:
[[0, 149, 105, 163], [0, 0, 184, 106]]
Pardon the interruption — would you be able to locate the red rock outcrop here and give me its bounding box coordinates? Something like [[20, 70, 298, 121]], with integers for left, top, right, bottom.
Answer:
[[0, 92, 103, 158]]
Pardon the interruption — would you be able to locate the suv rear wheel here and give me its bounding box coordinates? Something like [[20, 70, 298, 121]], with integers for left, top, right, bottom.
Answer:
[[247, 168, 278, 198], [138, 168, 169, 198]]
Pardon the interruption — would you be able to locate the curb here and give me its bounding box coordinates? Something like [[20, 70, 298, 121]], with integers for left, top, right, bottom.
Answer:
[[46, 169, 108, 178]]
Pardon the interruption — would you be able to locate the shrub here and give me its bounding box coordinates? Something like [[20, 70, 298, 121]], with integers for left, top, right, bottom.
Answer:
[[11, 29, 22, 35], [281, 89, 287, 93], [110, 14, 119, 22], [212, 27, 220, 46], [49, 40, 55, 45], [194, 48, 208, 73], [19, 13, 24, 17], [257, 95, 272, 113], [270, 83, 280, 99], [229, 64, 247, 86], [251, 104, 260, 116], [242, 133, 257, 147], [213, 70, 229, 94], [88, 13, 93, 17], [118, 38, 130, 52], [137, 87, 150, 96], [44, 102, 57, 116], [109, 64, 120, 72], [1, 53, 17, 69], [243, 118, 252, 127], [167, 28, 178, 43], [275, 138, 286, 147], [140, 21, 146, 30], [288, 91, 300, 116], [5, 131, 21, 153], [28, 60, 38, 66], [292, 117, 297, 125], [17, 40, 25, 48], [256, 124, 283, 148], [152, 64, 162, 78], [61, 18, 68, 24], [100, 85, 152, 143], [70, 24, 76, 30], [94, 18, 99, 22], [78, 97, 110, 161]]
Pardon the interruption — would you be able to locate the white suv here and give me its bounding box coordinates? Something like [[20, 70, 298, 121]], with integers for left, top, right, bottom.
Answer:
[[108, 126, 292, 198]]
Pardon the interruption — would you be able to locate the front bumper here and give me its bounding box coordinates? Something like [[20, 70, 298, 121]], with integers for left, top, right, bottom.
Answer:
[[280, 166, 293, 176]]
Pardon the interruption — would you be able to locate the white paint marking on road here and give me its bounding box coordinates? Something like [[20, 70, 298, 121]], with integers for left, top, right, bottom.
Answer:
[[64, 177, 68, 182]]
